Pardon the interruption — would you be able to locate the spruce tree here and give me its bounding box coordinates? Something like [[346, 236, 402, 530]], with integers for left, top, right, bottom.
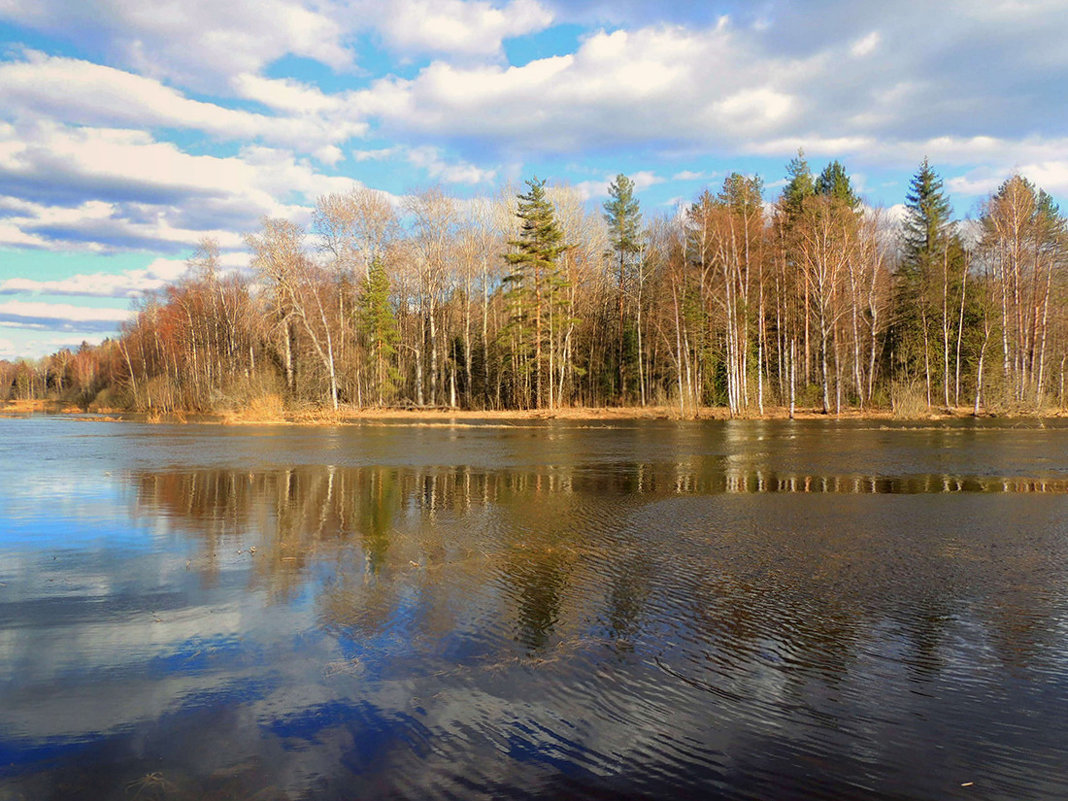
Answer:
[[358, 258, 399, 405], [603, 173, 642, 402], [815, 160, 859, 209], [902, 157, 952, 268], [505, 178, 571, 408], [781, 149, 815, 221], [604, 174, 642, 259], [895, 157, 958, 406]]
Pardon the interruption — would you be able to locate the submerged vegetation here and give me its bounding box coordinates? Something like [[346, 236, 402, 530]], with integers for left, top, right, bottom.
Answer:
[[3, 155, 1067, 418]]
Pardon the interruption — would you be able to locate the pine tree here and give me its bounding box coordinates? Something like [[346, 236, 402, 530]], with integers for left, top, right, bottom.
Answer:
[[358, 258, 399, 405], [815, 160, 860, 209], [781, 149, 815, 222], [902, 157, 952, 267], [895, 157, 958, 406], [603, 173, 643, 402], [504, 178, 571, 408]]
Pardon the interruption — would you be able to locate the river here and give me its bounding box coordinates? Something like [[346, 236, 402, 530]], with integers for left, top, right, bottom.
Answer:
[[1, 416, 1067, 800]]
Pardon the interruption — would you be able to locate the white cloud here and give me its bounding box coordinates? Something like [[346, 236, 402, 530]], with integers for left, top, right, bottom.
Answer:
[[405, 146, 496, 184], [0, 331, 112, 359], [313, 145, 345, 165], [0, 121, 360, 251], [331, 6, 1068, 178], [947, 160, 1068, 198], [710, 87, 795, 133], [850, 31, 880, 57], [0, 260, 186, 299], [352, 147, 401, 162], [570, 170, 663, 201], [0, 0, 351, 92], [0, 52, 367, 153], [630, 171, 665, 191], [230, 73, 341, 115], [362, 0, 553, 56], [350, 23, 816, 151], [672, 170, 712, 181], [352, 144, 494, 183], [0, 253, 250, 300], [0, 299, 134, 330]]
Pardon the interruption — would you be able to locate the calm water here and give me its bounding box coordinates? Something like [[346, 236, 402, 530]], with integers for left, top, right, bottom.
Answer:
[[2, 416, 1068, 800]]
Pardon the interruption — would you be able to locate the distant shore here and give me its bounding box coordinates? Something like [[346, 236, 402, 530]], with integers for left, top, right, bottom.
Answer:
[[3, 398, 1063, 426]]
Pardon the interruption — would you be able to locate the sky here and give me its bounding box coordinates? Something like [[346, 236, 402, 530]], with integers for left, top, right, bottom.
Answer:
[[1, 0, 1067, 359]]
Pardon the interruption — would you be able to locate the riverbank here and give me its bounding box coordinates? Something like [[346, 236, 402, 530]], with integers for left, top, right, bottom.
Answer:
[[4, 397, 1064, 425]]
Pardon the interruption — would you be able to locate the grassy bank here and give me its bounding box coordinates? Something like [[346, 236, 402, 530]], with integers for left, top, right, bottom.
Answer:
[[4, 397, 1064, 426]]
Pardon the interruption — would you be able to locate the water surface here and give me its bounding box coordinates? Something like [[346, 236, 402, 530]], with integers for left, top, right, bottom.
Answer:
[[2, 416, 1068, 800]]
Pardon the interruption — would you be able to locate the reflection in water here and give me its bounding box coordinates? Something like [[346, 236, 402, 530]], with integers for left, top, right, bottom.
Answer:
[[3, 420, 1068, 800]]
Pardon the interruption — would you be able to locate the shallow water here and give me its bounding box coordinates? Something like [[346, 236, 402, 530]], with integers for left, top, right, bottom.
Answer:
[[2, 416, 1068, 800]]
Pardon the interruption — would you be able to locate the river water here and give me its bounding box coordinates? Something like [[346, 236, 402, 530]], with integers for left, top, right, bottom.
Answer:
[[1, 416, 1067, 800]]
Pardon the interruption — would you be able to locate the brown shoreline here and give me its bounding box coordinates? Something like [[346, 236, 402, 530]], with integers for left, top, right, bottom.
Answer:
[[3, 398, 1065, 426]]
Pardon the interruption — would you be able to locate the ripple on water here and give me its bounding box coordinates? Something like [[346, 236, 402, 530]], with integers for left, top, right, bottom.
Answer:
[[3, 420, 1068, 799]]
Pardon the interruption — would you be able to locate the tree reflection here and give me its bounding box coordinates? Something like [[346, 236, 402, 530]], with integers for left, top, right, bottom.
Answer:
[[130, 461, 1068, 687]]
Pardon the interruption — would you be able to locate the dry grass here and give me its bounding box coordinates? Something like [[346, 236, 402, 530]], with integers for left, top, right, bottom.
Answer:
[[219, 392, 286, 424], [890, 381, 931, 419], [5, 396, 1065, 425], [0, 398, 58, 413]]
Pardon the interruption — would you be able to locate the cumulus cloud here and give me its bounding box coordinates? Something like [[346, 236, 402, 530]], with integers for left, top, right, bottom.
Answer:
[[352, 144, 494, 183], [0, 299, 134, 332], [0, 331, 113, 359], [672, 171, 714, 182], [404, 146, 496, 184], [0, 52, 367, 154], [849, 31, 880, 57], [1, 259, 186, 299], [0, 121, 360, 251], [230, 73, 342, 115], [947, 160, 1068, 198], [348, 24, 815, 152], [363, 0, 554, 56], [571, 169, 664, 201], [338, 3, 1068, 175], [0, 0, 351, 92], [352, 147, 401, 162], [0, 251, 251, 301]]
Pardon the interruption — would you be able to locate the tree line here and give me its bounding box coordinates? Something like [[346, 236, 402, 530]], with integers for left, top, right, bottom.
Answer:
[[4, 154, 1067, 417]]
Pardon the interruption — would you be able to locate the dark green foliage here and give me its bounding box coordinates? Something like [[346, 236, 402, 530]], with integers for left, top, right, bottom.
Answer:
[[604, 173, 642, 261], [603, 173, 644, 401], [903, 157, 953, 269], [815, 160, 859, 209], [503, 177, 572, 407], [719, 172, 764, 213], [892, 158, 966, 399], [781, 149, 815, 219], [359, 258, 399, 403], [506, 177, 569, 273]]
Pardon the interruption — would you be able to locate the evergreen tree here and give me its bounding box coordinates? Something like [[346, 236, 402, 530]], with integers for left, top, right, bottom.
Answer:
[[358, 258, 399, 405], [902, 157, 953, 267], [781, 149, 815, 221], [719, 171, 764, 212], [604, 173, 642, 259], [505, 177, 571, 408], [603, 173, 643, 401], [815, 160, 859, 209], [895, 157, 960, 406]]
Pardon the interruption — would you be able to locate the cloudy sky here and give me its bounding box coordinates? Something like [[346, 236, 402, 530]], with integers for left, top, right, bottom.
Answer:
[[1, 0, 1066, 358]]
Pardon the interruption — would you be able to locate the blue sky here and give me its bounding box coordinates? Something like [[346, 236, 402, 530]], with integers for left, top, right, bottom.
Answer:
[[1, 0, 1067, 358]]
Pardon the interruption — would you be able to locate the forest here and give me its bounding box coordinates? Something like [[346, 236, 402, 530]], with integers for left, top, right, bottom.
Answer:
[[3, 153, 1066, 418]]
